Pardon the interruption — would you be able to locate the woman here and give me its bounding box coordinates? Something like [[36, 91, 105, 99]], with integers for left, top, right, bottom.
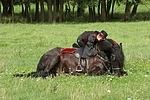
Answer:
[[77, 30, 108, 58]]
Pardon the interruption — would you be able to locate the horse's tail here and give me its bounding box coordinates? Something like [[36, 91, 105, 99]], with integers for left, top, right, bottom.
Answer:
[[13, 47, 63, 78], [13, 72, 35, 77], [13, 71, 48, 78]]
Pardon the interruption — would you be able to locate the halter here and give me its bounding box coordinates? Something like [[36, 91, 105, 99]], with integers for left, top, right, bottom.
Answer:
[[110, 53, 122, 75], [112, 67, 121, 70], [97, 55, 110, 71]]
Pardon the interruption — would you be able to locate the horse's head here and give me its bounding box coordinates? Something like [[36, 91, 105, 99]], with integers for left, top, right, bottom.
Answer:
[[110, 43, 127, 76], [96, 39, 127, 76]]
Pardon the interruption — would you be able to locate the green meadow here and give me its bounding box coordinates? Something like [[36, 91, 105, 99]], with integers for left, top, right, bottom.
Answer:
[[0, 22, 150, 100]]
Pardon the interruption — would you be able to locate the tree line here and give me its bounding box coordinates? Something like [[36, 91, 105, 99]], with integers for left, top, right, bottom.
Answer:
[[0, 0, 147, 23]]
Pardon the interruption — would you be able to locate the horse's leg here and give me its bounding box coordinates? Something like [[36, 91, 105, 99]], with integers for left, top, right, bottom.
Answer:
[[43, 55, 60, 76], [50, 61, 61, 78], [56, 62, 62, 76]]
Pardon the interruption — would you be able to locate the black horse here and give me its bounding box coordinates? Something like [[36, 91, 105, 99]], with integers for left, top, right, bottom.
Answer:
[[96, 39, 127, 76], [13, 47, 110, 78], [14, 38, 127, 78]]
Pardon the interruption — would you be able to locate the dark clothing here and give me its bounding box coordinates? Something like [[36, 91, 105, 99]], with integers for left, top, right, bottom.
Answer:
[[77, 31, 99, 58]]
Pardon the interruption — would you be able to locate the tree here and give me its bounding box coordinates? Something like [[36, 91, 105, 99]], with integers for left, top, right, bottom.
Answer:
[[40, 0, 45, 22], [24, 0, 30, 22], [0, 1, 1, 23], [124, 0, 140, 21], [53, 0, 57, 23], [110, 0, 116, 18], [0, 0, 148, 23], [77, 0, 85, 17], [59, 0, 64, 22], [47, 0, 52, 23], [88, 0, 96, 22], [124, 0, 132, 21], [106, 0, 112, 20], [101, 0, 107, 22], [11, 0, 14, 23], [130, 3, 138, 17], [1, 0, 12, 16], [35, 0, 40, 22]]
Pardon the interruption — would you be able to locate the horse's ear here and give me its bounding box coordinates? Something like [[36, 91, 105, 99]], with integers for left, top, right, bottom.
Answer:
[[120, 43, 123, 50], [120, 43, 122, 46]]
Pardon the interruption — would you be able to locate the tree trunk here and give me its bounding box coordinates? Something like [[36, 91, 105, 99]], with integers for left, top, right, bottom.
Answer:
[[64, 0, 71, 19], [88, 6, 93, 22], [21, 1, 25, 17], [111, 0, 115, 18], [25, 2, 29, 20], [35, 0, 39, 22], [106, 0, 112, 20], [88, 5, 96, 22], [0, 1, 2, 23], [11, 0, 14, 23], [98, 0, 101, 16], [40, 0, 44, 22], [130, 4, 138, 17], [47, 0, 52, 23], [1, 0, 9, 16], [77, 7, 84, 17], [77, 1, 84, 17], [124, 0, 132, 21], [8, 0, 12, 15], [72, 1, 75, 14], [56, 0, 59, 12], [59, 0, 63, 22], [101, 0, 107, 22], [28, 4, 32, 23], [93, 6, 96, 22], [53, 0, 57, 23]]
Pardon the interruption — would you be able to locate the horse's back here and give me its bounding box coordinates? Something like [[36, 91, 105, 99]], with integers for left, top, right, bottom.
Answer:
[[59, 52, 78, 74], [37, 47, 63, 71]]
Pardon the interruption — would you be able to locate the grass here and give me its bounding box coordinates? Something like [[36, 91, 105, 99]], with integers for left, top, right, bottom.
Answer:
[[0, 22, 150, 100]]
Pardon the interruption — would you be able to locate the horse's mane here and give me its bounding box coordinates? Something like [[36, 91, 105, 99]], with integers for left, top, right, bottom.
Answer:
[[106, 38, 119, 46]]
